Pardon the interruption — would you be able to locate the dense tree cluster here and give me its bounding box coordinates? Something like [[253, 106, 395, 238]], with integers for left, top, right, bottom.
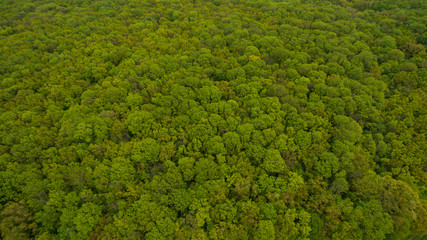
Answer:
[[0, 0, 426, 239]]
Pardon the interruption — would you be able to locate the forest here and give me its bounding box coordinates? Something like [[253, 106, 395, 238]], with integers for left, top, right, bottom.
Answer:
[[0, 0, 426, 239]]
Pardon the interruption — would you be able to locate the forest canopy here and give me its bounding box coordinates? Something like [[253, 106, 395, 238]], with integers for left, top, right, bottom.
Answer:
[[0, 0, 426, 239]]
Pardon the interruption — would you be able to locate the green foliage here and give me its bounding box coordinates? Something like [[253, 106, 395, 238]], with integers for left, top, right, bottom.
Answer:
[[352, 200, 394, 240], [262, 149, 287, 173], [315, 152, 340, 178], [294, 130, 312, 147], [255, 220, 275, 240], [131, 138, 161, 163], [0, 0, 425, 239]]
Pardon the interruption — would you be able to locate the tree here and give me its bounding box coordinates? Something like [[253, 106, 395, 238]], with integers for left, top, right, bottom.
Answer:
[[255, 220, 275, 240], [205, 136, 227, 155], [331, 115, 363, 144], [194, 158, 219, 182], [125, 111, 155, 137], [223, 131, 241, 154], [110, 157, 135, 186], [0, 201, 37, 240], [178, 157, 196, 182], [352, 200, 393, 240], [314, 152, 339, 179], [0, 0, 426, 239], [294, 130, 312, 147], [131, 138, 161, 163], [72, 203, 103, 240], [262, 149, 287, 174], [236, 123, 255, 144]]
